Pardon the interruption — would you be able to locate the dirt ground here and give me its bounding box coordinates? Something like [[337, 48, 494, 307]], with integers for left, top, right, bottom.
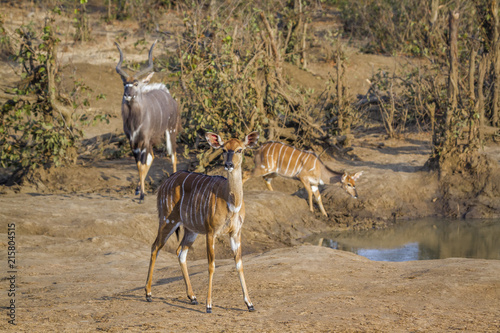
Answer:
[[1, 3, 500, 332]]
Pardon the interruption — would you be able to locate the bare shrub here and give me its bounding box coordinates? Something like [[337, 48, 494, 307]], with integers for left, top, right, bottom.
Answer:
[[167, 2, 327, 170]]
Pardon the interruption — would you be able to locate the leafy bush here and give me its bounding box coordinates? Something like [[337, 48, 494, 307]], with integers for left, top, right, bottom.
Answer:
[[0, 14, 106, 181]]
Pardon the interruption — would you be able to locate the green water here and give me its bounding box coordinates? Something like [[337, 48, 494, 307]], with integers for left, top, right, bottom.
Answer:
[[306, 218, 500, 262]]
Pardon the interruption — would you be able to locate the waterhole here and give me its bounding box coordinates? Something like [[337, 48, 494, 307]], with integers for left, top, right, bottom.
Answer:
[[306, 218, 500, 262]]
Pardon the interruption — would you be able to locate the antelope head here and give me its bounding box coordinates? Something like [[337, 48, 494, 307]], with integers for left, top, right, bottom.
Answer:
[[115, 41, 157, 104], [206, 132, 259, 172], [340, 171, 363, 199]]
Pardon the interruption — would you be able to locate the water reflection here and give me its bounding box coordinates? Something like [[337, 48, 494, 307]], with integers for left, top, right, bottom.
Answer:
[[307, 218, 500, 262]]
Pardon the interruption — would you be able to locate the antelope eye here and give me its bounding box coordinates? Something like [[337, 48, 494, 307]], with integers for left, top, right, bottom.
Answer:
[[236, 149, 243, 154], [222, 148, 228, 153]]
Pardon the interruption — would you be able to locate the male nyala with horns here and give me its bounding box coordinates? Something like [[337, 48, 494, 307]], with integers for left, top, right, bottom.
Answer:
[[115, 41, 180, 202]]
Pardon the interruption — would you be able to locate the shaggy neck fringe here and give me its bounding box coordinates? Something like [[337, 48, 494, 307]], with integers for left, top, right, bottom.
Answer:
[[141, 83, 169, 93]]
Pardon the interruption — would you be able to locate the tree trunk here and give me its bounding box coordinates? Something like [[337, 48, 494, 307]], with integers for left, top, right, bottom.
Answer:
[[491, 0, 500, 126], [260, 12, 283, 84], [468, 48, 477, 145], [477, 55, 488, 145], [336, 40, 343, 132], [301, 22, 307, 69], [430, 0, 439, 27], [445, 10, 459, 143]]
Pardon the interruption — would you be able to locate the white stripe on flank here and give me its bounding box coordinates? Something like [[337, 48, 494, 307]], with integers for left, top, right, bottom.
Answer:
[[195, 176, 209, 226], [269, 143, 278, 171], [148, 93, 162, 127], [202, 177, 217, 224], [265, 144, 272, 170], [284, 148, 296, 176], [187, 174, 201, 222], [188, 174, 200, 222], [277, 144, 286, 173], [207, 177, 221, 224], [194, 174, 207, 223], [296, 152, 310, 177], [202, 177, 214, 224], [179, 173, 192, 222], [290, 151, 302, 176], [212, 179, 220, 218], [309, 156, 318, 172]]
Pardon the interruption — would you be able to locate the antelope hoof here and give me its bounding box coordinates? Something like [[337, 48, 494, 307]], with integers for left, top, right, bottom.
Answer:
[[206, 307, 212, 314], [139, 193, 145, 203], [146, 294, 152, 302], [248, 305, 255, 312], [135, 186, 140, 195], [190, 297, 198, 305]]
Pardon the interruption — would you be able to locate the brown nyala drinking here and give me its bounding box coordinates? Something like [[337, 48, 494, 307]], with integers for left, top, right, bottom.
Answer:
[[244, 141, 363, 216], [115, 41, 180, 202], [145, 131, 259, 313]]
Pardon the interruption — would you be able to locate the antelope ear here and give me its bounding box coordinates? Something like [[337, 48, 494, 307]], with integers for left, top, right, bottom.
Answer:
[[341, 172, 348, 183], [244, 131, 259, 148], [206, 132, 224, 149], [352, 171, 363, 181], [142, 72, 154, 84]]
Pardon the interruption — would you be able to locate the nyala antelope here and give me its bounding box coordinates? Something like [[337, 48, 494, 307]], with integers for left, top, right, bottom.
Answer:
[[115, 41, 180, 202], [244, 141, 363, 216], [145, 131, 259, 313]]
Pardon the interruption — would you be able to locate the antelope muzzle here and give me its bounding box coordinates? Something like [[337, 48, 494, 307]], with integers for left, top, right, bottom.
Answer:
[[224, 150, 235, 171]]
